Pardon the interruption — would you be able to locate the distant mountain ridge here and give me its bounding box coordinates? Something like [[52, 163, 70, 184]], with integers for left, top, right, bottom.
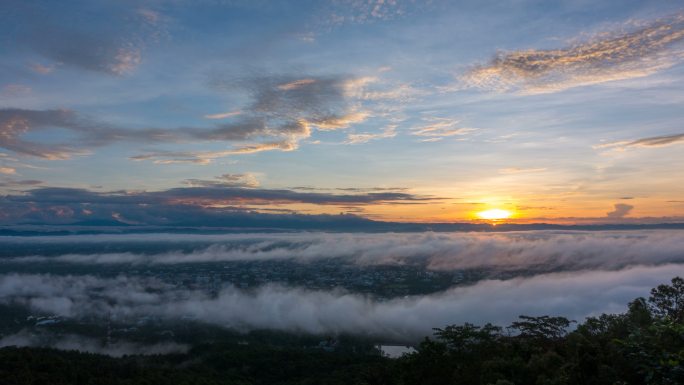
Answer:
[[2, 220, 684, 236]]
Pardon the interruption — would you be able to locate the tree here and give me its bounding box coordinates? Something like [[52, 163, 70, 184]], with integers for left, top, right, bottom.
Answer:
[[433, 323, 502, 352], [649, 277, 684, 322], [626, 297, 653, 328], [510, 315, 574, 341]]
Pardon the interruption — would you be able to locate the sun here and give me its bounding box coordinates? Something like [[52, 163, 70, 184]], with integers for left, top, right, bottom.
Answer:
[[477, 209, 512, 221]]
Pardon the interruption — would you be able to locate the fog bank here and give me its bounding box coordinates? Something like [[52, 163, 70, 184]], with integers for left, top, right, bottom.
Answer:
[[4, 230, 684, 273], [1, 265, 682, 340]]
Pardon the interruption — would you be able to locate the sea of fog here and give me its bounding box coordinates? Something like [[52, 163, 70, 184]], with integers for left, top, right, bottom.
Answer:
[[1, 230, 684, 353]]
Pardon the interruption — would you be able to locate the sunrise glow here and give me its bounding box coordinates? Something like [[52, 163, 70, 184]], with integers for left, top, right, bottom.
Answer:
[[477, 209, 512, 221]]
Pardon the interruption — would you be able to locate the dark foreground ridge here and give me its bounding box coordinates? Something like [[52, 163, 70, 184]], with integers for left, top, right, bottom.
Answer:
[[2, 277, 684, 384]]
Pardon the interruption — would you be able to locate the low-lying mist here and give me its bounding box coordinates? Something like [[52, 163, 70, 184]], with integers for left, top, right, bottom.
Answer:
[[1, 264, 682, 341], [3, 230, 684, 272]]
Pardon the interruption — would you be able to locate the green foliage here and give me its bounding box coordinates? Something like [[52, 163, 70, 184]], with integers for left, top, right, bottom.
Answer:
[[392, 276, 684, 385], [433, 323, 502, 352], [649, 277, 684, 322], [510, 315, 574, 341]]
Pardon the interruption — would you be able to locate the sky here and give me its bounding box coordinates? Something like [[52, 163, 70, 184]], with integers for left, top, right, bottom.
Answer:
[[1, 0, 684, 225]]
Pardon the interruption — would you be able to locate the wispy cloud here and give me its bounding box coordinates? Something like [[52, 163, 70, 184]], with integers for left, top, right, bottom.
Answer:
[[0, 109, 175, 159], [131, 141, 300, 165], [183, 173, 260, 188], [346, 124, 397, 144], [0, 109, 91, 159], [499, 167, 547, 174], [290, 186, 410, 193], [411, 118, 477, 138], [463, 14, 684, 93], [595, 133, 684, 151], [311, 111, 370, 130], [0, 167, 16, 175], [277, 78, 317, 90], [0, 179, 43, 188], [316, 0, 434, 30], [28, 63, 55, 75], [1, 84, 32, 97], [204, 110, 243, 120], [136, 8, 160, 25]]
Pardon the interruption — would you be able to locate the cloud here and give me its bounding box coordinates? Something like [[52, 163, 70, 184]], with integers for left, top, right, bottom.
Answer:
[[131, 140, 300, 165], [204, 110, 243, 120], [183, 173, 260, 188], [0, 330, 188, 357], [419, 137, 443, 143], [595, 133, 684, 151], [211, 75, 371, 129], [0, 108, 176, 159], [499, 167, 547, 174], [315, 0, 433, 29], [192, 119, 310, 142], [6, 230, 684, 274], [289, 186, 410, 193], [1, 84, 32, 97], [411, 118, 477, 138], [0, 186, 439, 225], [5, 186, 435, 206], [0, 265, 682, 340], [335, 187, 409, 192], [0, 179, 43, 188], [0, 109, 88, 159], [8, 1, 164, 75], [133, 157, 212, 165], [607, 203, 634, 218], [31, 31, 141, 75], [29, 63, 54, 75], [135, 74, 376, 164], [0, 167, 16, 175], [277, 78, 317, 90], [0, 105, 321, 162], [463, 14, 684, 93], [310, 111, 370, 130], [361, 83, 420, 102], [137, 8, 160, 25], [346, 124, 397, 144]]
